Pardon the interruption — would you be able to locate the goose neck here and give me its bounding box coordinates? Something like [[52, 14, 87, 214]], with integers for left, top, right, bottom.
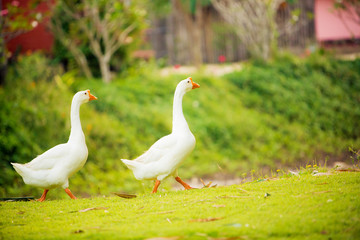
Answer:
[[68, 98, 84, 142], [172, 88, 188, 133]]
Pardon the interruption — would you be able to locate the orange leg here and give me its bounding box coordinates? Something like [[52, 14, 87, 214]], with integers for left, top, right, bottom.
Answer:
[[175, 176, 193, 190], [37, 189, 49, 202], [152, 180, 161, 193], [64, 188, 77, 199]]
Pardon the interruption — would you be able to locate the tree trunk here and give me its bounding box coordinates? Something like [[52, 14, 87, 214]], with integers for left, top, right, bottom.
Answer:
[[68, 43, 93, 79], [166, 14, 175, 65], [213, 0, 281, 61], [49, 17, 94, 79], [0, 64, 7, 85], [191, 19, 203, 67], [173, 0, 203, 67], [192, 0, 203, 67], [99, 56, 111, 83], [203, 8, 214, 63], [175, 11, 190, 64], [0, 24, 7, 85], [0, 42, 7, 85]]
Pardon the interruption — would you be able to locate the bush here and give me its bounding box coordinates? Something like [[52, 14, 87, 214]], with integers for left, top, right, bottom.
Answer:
[[224, 53, 360, 138], [1, 53, 359, 198]]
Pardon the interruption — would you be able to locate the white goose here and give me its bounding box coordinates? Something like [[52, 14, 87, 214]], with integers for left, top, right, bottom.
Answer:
[[11, 90, 97, 202], [122, 77, 200, 193]]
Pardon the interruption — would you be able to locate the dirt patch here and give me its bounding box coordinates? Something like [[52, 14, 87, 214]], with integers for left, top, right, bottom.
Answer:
[[173, 150, 359, 190], [160, 63, 243, 77]]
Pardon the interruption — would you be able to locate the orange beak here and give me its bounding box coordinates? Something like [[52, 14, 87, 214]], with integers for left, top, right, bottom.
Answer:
[[87, 90, 98, 101], [189, 77, 200, 89]]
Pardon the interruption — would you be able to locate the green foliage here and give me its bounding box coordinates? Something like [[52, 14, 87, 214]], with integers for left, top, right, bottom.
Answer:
[[1, 0, 42, 34], [0, 172, 359, 239], [224, 53, 360, 138], [0, 53, 66, 195], [0, 0, 46, 82], [50, 0, 147, 78], [180, 0, 212, 15], [1, 53, 360, 198], [145, 0, 172, 18]]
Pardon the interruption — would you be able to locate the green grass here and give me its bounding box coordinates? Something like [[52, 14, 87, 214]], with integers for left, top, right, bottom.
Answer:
[[1, 171, 359, 240]]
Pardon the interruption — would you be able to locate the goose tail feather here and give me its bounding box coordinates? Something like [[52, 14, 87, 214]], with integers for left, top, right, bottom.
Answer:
[[121, 159, 141, 171], [11, 163, 27, 177]]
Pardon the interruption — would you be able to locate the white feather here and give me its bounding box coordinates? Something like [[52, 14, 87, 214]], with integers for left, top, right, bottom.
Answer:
[[122, 78, 199, 181], [11, 90, 96, 190]]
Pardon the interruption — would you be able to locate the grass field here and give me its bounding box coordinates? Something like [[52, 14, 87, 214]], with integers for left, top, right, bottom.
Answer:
[[1, 170, 359, 240]]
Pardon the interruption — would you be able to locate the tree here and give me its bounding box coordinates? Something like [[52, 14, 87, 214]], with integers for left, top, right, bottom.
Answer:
[[49, 3, 93, 79], [212, 0, 283, 61], [0, 0, 44, 84], [172, 0, 204, 67], [50, 0, 146, 83]]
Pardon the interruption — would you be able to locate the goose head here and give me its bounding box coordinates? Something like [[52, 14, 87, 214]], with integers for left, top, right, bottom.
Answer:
[[74, 90, 98, 104], [179, 77, 200, 93]]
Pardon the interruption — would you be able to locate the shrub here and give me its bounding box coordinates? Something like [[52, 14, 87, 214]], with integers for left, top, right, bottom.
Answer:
[[224, 53, 360, 138], [1, 53, 359, 197]]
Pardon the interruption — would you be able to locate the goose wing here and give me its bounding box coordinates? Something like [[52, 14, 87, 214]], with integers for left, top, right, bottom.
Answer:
[[135, 134, 177, 164], [25, 143, 69, 170]]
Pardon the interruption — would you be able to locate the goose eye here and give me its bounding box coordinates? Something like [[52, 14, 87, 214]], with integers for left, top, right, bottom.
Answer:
[[187, 80, 190, 83], [84, 92, 87, 95]]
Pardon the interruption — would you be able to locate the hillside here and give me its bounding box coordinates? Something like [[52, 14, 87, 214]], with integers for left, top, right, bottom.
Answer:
[[0, 52, 359, 198]]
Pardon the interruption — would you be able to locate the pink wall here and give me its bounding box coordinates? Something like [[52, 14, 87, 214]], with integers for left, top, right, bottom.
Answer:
[[315, 0, 360, 41]]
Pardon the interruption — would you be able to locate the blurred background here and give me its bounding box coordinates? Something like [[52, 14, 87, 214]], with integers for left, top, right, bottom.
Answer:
[[0, 0, 359, 198]]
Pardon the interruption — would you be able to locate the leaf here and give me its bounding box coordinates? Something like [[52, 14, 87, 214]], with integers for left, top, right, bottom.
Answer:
[[315, 182, 328, 185], [195, 233, 246, 240], [312, 172, 332, 176], [224, 223, 242, 228], [237, 188, 250, 194], [144, 237, 180, 240], [311, 191, 332, 194], [289, 170, 299, 176], [78, 207, 109, 213], [200, 178, 217, 188], [189, 217, 223, 222], [336, 169, 360, 172], [152, 210, 176, 215], [217, 195, 241, 199], [112, 192, 137, 199], [264, 193, 271, 198], [209, 237, 245, 240], [138, 210, 176, 216], [212, 205, 226, 208], [256, 179, 267, 182]]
